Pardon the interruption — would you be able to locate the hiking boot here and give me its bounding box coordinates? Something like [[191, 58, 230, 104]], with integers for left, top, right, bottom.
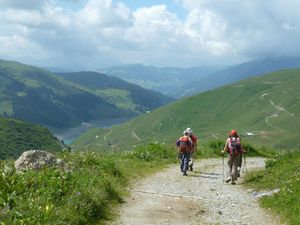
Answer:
[[225, 176, 231, 183], [237, 167, 241, 177], [183, 172, 188, 176], [231, 181, 236, 185], [189, 165, 193, 171]]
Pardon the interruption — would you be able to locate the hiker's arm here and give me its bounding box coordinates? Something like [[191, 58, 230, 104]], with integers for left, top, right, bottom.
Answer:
[[222, 139, 229, 153], [240, 144, 246, 153], [194, 141, 198, 151], [176, 139, 181, 153]]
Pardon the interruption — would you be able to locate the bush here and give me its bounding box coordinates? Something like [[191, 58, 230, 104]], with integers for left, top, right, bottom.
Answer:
[[129, 143, 177, 162]]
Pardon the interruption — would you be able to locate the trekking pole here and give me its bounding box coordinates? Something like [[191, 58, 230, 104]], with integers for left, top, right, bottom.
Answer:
[[243, 153, 248, 173], [222, 151, 225, 182]]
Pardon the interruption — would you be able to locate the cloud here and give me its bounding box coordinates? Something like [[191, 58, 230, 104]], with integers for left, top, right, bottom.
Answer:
[[78, 0, 131, 27], [179, 0, 300, 58], [1, 0, 300, 68], [0, 0, 45, 9]]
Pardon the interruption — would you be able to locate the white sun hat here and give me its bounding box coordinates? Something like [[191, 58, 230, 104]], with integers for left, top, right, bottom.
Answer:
[[186, 128, 192, 134]]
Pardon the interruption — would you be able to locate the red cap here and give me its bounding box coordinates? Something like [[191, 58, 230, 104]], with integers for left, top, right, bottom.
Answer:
[[230, 129, 237, 136]]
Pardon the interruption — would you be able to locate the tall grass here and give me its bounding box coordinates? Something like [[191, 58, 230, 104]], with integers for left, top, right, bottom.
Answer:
[[0, 143, 177, 224]]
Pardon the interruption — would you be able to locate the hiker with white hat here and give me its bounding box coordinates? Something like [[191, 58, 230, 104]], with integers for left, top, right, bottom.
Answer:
[[185, 128, 198, 171], [176, 130, 192, 176]]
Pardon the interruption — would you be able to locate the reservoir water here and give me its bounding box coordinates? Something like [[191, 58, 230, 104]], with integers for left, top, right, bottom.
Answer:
[[54, 117, 132, 145]]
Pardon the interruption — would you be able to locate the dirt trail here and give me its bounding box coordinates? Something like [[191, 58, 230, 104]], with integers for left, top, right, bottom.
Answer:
[[110, 158, 281, 225]]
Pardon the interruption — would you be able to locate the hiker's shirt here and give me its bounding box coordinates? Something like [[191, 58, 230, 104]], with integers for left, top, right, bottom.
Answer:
[[190, 135, 197, 151]]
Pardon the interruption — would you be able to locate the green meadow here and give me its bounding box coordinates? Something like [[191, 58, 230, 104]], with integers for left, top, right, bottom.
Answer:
[[72, 68, 300, 151]]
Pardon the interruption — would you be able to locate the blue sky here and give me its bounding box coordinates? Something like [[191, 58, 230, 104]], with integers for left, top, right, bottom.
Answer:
[[57, 0, 187, 18], [1, 0, 300, 70]]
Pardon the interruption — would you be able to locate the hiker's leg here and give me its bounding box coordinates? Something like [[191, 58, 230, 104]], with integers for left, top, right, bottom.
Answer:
[[183, 152, 190, 174], [226, 155, 233, 182], [231, 154, 239, 182], [189, 151, 194, 171], [227, 155, 233, 177], [180, 153, 184, 172]]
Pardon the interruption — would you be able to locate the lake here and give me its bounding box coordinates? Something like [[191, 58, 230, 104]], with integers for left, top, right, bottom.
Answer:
[[54, 117, 132, 145]]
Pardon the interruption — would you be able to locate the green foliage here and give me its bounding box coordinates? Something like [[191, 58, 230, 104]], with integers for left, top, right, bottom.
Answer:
[[0, 117, 63, 159], [245, 151, 300, 225], [129, 143, 178, 161], [0, 143, 176, 224], [73, 68, 300, 151]]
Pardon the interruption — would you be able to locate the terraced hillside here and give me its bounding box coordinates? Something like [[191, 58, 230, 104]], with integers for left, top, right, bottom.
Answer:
[[72, 68, 300, 150]]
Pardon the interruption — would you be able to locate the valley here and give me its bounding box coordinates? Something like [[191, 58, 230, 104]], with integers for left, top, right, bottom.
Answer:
[[72, 68, 300, 151]]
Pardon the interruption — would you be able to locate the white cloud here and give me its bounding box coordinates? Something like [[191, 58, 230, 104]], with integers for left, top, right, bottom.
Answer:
[[179, 0, 300, 59], [124, 5, 182, 49], [0, 35, 49, 58], [1, 0, 300, 68], [78, 0, 131, 27]]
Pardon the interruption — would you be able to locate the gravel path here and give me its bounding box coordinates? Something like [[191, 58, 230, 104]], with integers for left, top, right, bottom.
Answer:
[[111, 158, 281, 225]]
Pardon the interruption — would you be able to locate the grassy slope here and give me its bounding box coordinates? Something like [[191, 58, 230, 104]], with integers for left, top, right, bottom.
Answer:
[[72, 68, 300, 151], [0, 117, 63, 159], [57, 71, 173, 113], [0, 59, 131, 129]]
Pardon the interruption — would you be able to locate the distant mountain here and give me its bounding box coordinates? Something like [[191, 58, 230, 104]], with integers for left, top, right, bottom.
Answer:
[[72, 68, 300, 150], [0, 117, 64, 159], [176, 56, 300, 97], [0, 59, 128, 130], [99, 64, 223, 97], [57, 71, 173, 113], [0, 59, 171, 130]]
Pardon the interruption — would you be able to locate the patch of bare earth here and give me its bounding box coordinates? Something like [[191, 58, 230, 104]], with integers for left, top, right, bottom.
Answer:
[[109, 158, 281, 225]]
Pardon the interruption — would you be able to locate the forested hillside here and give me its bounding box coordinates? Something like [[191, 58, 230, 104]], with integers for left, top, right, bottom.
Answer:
[[0, 117, 63, 159]]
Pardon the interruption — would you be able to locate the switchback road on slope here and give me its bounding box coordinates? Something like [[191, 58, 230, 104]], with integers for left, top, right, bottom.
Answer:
[[110, 158, 281, 225]]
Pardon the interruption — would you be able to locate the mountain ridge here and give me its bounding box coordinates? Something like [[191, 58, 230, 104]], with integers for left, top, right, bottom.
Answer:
[[0, 59, 172, 130]]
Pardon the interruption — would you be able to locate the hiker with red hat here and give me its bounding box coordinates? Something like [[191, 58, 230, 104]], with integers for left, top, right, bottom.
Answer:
[[221, 129, 244, 184]]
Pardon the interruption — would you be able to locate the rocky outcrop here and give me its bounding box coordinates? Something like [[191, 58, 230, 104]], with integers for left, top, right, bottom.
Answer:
[[15, 150, 66, 172]]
